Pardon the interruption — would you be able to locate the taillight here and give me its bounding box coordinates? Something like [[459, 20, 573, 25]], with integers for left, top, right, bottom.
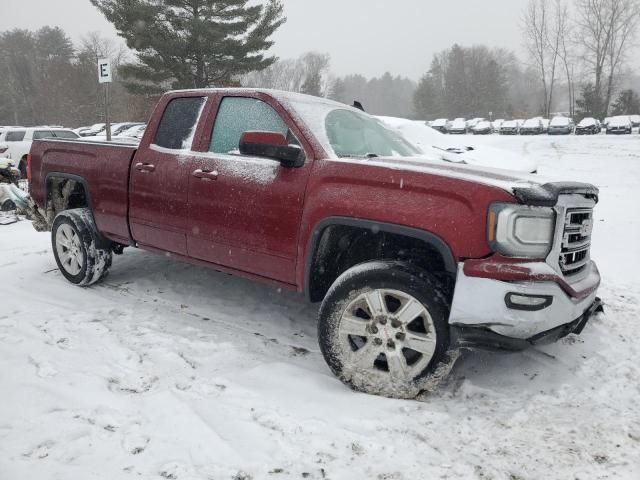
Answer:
[[0, 146, 7, 154], [27, 154, 32, 182]]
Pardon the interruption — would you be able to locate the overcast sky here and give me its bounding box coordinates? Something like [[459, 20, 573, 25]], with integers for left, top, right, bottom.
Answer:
[[0, 0, 527, 79]]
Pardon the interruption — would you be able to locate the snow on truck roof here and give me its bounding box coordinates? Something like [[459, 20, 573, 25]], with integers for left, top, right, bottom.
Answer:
[[167, 88, 352, 111]]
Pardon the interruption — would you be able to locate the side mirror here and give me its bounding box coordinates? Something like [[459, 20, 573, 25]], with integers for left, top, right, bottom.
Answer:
[[239, 131, 305, 168]]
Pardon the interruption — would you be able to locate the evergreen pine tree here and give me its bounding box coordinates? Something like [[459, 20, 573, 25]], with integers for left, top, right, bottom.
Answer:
[[611, 89, 640, 116], [90, 0, 286, 93]]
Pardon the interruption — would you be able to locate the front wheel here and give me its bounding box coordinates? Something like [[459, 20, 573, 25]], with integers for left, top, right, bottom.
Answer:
[[51, 208, 112, 286], [318, 261, 451, 398]]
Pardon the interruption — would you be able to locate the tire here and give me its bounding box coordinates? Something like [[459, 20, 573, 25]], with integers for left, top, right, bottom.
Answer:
[[18, 156, 27, 179], [318, 261, 451, 398], [51, 208, 112, 286], [1, 199, 16, 211]]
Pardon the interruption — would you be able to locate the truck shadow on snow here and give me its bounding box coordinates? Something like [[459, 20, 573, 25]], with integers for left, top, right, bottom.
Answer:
[[98, 248, 608, 397]]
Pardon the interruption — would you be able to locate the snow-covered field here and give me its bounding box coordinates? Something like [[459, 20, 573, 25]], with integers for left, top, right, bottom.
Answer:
[[1, 135, 639, 479]]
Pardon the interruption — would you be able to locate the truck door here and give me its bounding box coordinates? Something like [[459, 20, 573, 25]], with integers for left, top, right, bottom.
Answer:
[[129, 96, 207, 255], [186, 95, 313, 284]]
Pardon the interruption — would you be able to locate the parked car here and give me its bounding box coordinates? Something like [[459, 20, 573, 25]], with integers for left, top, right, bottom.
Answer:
[[111, 122, 145, 136], [540, 119, 550, 133], [431, 118, 449, 133], [606, 116, 632, 134], [119, 124, 147, 139], [0, 127, 79, 177], [377, 116, 538, 173], [447, 118, 467, 134], [629, 114, 640, 128], [575, 117, 601, 135], [520, 118, 544, 135], [548, 116, 574, 135], [79, 123, 107, 137], [499, 120, 519, 135], [471, 120, 492, 135], [27, 89, 601, 398], [467, 118, 485, 130], [491, 119, 504, 132], [73, 127, 91, 136]]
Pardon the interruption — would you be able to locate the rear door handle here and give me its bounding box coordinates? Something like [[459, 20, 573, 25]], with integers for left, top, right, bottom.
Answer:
[[135, 162, 156, 173], [193, 169, 219, 181]]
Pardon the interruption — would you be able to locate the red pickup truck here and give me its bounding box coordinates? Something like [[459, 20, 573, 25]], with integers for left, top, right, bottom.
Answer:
[[27, 89, 602, 397]]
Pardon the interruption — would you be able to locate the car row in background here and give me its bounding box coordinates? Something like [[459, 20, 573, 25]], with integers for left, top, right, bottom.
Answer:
[[0, 122, 147, 178], [73, 122, 146, 139], [427, 115, 638, 135], [0, 126, 79, 177]]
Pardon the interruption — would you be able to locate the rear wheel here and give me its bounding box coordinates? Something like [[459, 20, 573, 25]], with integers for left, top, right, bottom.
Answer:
[[51, 208, 112, 286], [318, 261, 451, 398]]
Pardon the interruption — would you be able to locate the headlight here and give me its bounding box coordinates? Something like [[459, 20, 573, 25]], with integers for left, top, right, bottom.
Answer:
[[488, 203, 555, 258]]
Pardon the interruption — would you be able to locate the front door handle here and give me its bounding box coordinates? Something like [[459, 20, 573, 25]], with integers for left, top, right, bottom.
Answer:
[[135, 162, 156, 173], [193, 169, 219, 181]]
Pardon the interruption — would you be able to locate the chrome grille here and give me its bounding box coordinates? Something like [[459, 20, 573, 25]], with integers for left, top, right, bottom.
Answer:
[[559, 208, 593, 275]]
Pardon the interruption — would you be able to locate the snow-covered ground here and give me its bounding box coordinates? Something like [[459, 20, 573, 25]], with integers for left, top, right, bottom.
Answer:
[[1, 135, 639, 479]]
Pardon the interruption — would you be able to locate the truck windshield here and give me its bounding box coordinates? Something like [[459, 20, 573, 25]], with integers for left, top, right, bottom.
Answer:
[[325, 109, 419, 158], [284, 96, 420, 159]]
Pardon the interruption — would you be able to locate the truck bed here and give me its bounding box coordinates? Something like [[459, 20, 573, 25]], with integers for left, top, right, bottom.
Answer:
[[29, 138, 138, 244]]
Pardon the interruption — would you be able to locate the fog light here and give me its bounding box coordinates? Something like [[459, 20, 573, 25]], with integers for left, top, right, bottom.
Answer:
[[505, 293, 553, 311]]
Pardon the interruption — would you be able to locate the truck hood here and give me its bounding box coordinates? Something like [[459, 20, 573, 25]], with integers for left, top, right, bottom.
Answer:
[[338, 155, 599, 206], [374, 116, 538, 173]]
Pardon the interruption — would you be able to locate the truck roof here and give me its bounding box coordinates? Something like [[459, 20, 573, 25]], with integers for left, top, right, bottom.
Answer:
[[166, 88, 353, 111]]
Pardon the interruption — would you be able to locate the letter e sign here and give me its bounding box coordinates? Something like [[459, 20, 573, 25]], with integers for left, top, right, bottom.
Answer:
[[98, 58, 112, 84]]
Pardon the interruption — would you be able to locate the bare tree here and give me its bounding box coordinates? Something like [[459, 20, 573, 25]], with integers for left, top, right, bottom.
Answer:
[[551, 0, 577, 116], [523, 0, 560, 116], [576, 0, 640, 117], [243, 51, 331, 97]]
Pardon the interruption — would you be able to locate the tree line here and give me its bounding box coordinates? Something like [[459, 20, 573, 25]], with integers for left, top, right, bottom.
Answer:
[[412, 46, 541, 120], [0, 27, 156, 127], [523, 0, 640, 119]]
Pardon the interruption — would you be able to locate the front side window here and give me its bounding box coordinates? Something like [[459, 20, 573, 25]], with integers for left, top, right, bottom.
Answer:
[[210, 97, 289, 154], [154, 97, 206, 150], [5, 131, 26, 142]]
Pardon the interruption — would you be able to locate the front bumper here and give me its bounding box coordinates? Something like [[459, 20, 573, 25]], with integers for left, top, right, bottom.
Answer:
[[448, 258, 601, 344], [452, 297, 603, 350]]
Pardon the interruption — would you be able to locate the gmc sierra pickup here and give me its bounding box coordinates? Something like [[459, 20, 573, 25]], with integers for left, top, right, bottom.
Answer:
[[27, 88, 602, 398]]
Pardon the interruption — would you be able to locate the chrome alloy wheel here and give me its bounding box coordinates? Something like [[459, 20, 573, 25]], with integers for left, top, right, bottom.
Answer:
[[55, 223, 84, 276], [338, 289, 437, 384]]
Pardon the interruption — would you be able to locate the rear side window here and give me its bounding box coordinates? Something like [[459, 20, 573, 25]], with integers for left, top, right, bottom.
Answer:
[[33, 130, 55, 140], [5, 131, 25, 141], [210, 97, 289, 154], [154, 97, 206, 150]]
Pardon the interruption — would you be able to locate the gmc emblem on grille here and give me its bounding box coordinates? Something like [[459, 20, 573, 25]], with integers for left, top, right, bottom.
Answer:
[[580, 218, 593, 236]]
